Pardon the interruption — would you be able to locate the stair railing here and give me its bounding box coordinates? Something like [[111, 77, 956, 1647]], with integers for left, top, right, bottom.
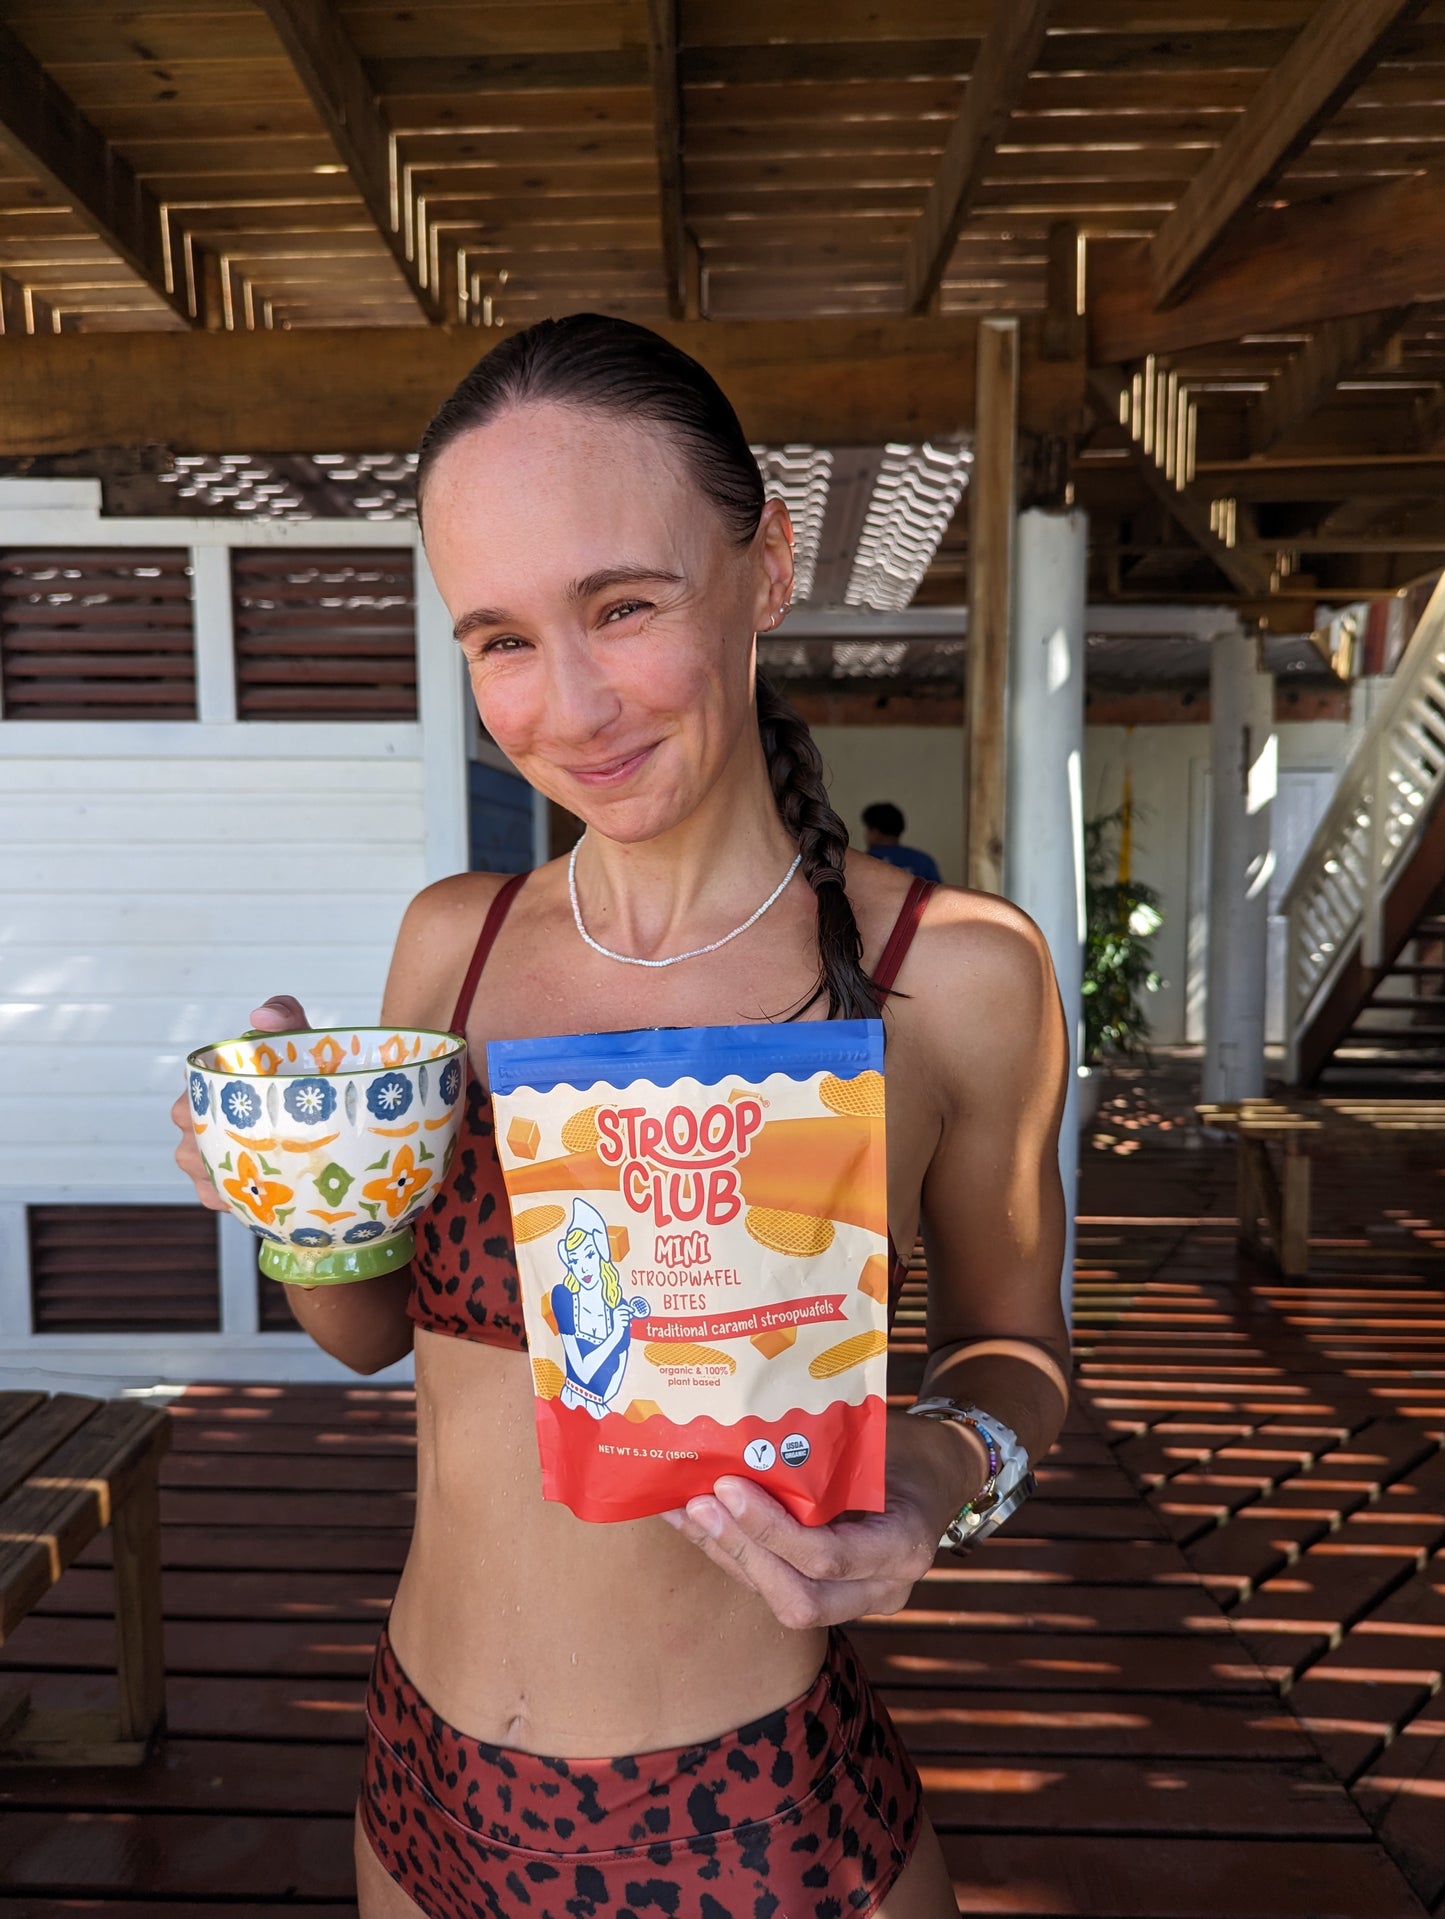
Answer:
[[1282, 573, 1445, 1082]]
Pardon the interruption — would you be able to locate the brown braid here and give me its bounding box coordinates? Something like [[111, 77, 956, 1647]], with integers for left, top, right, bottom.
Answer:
[[756, 675, 878, 1020]]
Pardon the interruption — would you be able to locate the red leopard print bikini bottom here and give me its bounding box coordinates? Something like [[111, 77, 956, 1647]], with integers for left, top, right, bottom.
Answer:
[[361, 1624, 925, 1919]]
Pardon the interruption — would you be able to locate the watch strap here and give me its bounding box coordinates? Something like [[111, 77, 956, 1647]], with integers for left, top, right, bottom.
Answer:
[[906, 1396, 1035, 1554]]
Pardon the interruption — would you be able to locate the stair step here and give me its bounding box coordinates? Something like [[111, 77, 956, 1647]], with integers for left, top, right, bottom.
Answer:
[[1380, 963, 1445, 977], [1344, 1025, 1445, 1044], [1368, 995, 1445, 1010]]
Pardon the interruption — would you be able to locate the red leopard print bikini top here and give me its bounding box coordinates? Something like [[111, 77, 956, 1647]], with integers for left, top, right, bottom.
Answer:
[[407, 870, 936, 1349]]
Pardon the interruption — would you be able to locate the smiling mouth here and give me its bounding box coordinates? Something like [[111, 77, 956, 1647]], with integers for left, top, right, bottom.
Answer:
[[566, 744, 657, 786]]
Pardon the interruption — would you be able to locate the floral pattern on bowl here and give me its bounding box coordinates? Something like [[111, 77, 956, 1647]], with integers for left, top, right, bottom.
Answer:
[[185, 1027, 468, 1285]]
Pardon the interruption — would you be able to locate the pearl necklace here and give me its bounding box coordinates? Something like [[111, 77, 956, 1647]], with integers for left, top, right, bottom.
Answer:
[[567, 838, 803, 969]]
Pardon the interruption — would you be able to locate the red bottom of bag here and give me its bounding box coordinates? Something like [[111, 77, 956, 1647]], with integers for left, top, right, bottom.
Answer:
[[535, 1392, 887, 1525]]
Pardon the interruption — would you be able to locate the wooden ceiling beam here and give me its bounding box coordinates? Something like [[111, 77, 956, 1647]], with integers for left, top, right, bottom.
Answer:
[[1146, 0, 1427, 305], [0, 21, 193, 328], [1087, 367, 1273, 597], [645, 0, 689, 321], [0, 318, 1082, 457], [254, 0, 442, 323], [1247, 309, 1408, 455], [1090, 172, 1445, 363], [901, 0, 1055, 315], [1413, 386, 1445, 454]]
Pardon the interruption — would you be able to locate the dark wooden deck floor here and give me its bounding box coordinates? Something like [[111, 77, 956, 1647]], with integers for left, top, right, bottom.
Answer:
[[3, 1070, 1443, 1916]]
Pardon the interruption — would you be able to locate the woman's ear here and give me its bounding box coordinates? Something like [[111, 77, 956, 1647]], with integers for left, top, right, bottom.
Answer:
[[755, 498, 796, 629]]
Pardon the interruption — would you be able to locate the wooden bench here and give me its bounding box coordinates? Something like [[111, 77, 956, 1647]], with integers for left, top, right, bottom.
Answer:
[[0, 1390, 171, 1766], [1198, 1095, 1445, 1278]]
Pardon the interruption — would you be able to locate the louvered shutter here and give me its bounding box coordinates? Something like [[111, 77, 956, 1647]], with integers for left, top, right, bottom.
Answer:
[[28, 1204, 221, 1333], [232, 549, 417, 720], [0, 549, 196, 719]]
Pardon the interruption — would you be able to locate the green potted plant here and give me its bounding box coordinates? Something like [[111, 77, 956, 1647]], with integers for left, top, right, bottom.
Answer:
[[1079, 805, 1164, 1126]]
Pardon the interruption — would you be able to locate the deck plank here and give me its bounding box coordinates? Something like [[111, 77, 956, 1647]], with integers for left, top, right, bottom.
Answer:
[[939, 1833, 1427, 1917], [0, 1809, 354, 1900]]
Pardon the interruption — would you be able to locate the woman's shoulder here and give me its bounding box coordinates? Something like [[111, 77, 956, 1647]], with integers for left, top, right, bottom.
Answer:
[[382, 869, 535, 1028], [847, 852, 1051, 998], [861, 861, 1058, 1033]]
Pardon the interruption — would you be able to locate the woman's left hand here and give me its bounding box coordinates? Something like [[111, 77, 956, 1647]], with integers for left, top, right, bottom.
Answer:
[[660, 1410, 985, 1628]]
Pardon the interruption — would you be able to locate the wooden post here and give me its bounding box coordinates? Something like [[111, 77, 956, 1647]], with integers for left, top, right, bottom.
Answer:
[[1202, 631, 1275, 1103], [1281, 1140, 1312, 1277], [1042, 221, 1085, 363], [1237, 1134, 1264, 1257], [111, 1461, 166, 1744], [1006, 506, 1088, 1323], [965, 318, 1019, 894]]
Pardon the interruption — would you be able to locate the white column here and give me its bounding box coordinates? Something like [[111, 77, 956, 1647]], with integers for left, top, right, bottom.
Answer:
[[1005, 507, 1088, 1323], [414, 537, 470, 883], [1203, 632, 1276, 1102], [217, 1214, 260, 1336], [191, 543, 238, 724], [0, 1202, 31, 1345]]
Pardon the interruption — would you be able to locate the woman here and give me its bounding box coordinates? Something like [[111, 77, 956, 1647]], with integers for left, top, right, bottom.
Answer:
[[553, 1196, 648, 1418], [173, 313, 1071, 1918]]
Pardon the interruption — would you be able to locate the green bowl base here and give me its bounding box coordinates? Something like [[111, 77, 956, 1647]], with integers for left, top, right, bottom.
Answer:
[[259, 1229, 414, 1286]]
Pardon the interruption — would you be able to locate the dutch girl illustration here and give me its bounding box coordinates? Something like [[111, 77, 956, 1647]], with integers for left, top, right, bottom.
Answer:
[[553, 1198, 650, 1419]]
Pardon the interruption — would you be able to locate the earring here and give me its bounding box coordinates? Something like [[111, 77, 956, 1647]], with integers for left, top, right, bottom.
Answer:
[[765, 600, 793, 632]]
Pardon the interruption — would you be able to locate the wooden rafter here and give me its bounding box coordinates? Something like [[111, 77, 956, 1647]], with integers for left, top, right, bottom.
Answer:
[[902, 0, 1055, 315], [0, 20, 192, 328], [1414, 387, 1445, 455], [1087, 368, 1274, 598], [0, 318, 1082, 458], [1148, 0, 1427, 306], [1090, 173, 1445, 365], [1248, 311, 1408, 456], [0, 274, 31, 337], [645, 0, 688, 322], [254, 0, 442, 323]]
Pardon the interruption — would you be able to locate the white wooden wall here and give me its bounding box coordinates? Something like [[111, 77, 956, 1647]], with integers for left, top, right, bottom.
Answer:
[[0, 481, 469, 1388]]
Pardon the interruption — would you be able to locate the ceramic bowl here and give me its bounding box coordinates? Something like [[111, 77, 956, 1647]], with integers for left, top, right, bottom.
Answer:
[[185, 1027, 468, 1284]]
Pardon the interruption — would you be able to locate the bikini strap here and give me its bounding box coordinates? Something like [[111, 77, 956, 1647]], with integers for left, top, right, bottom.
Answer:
[[448, 871, 529, 1034], [872, 876, 936, 1001]]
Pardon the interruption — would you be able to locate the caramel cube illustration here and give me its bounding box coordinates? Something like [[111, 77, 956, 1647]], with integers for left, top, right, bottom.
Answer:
[[857, 1253, 890, 1303], [507, 1115, 541, 1160], [623, 1399, 661, 1422], [750, 1326, 797, 1360], [540, 1294, 558, 1335], [607, 1224, 630, 1263]]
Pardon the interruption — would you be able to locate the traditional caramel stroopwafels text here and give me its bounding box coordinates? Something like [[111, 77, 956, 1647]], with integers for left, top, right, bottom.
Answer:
[[808, 1328, 889, 1379], [744, 1207, 835, 1257]]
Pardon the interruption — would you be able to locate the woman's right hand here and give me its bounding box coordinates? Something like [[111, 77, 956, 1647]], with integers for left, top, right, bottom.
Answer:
[[171, 994, 312, 1210]]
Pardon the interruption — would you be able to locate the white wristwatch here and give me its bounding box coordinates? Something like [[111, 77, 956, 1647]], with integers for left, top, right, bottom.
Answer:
[[905, 1399, 1035, 1553]]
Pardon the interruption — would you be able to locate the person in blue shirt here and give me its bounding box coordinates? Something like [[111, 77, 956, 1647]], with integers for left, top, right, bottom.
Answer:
[[861, 802, 941, 883]]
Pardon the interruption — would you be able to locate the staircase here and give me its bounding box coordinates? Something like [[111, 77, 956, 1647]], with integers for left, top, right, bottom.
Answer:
[[1283, 573, 1445, 1088]]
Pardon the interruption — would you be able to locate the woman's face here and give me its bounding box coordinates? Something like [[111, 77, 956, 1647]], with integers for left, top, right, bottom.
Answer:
[[421, 400, 793, 843], [567, 1236, 603, 1286]]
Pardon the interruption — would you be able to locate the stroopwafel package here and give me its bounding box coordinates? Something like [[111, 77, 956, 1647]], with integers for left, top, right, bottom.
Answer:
[[486, 1020, 889, 1525]]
